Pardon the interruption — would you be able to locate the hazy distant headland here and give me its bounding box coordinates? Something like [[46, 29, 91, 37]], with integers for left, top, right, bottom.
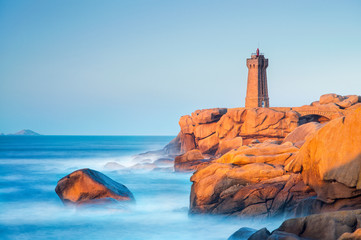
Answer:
[[2, 129, 41, 136]]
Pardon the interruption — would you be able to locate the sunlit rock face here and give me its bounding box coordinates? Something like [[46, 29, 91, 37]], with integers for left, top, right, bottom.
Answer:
[[215, 142, 299, 166], [247, 209, 361, 240], [55, 168, 135, 205], [178, 107, 299, 156], [189, 142, 318, 217], [175, 93, 361, 163], [287, 107, 361, 203], [172, 94, 361, 219], [282, 122, 323, 148]]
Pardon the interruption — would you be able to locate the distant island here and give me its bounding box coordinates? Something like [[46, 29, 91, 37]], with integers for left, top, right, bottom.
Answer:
[[5, 129, 41, 136]]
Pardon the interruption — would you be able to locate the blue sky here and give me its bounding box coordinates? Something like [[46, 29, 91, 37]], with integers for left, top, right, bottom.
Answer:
[[0, 0, 360, 135]]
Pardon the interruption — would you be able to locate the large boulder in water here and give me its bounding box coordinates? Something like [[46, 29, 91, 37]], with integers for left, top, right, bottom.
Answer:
[[55, 168, 135, 205]]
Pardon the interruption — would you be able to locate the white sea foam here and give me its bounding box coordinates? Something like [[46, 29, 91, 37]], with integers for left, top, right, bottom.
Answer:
[[0, 136, 283, 240]]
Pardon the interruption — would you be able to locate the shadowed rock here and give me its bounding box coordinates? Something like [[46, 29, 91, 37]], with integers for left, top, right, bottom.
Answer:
[[248, 228, 271, 240], [230, 210, 361, 240], [228, 227, 257, 240], [55, 168, 134, 205], [271, 210, 361, 240], [174, 149, 212, 172]]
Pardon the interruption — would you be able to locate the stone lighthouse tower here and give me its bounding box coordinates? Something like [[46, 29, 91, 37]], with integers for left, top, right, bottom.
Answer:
[[245, 48, 269, 108]]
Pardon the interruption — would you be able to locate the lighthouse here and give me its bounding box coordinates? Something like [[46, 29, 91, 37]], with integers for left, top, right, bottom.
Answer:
[[245, 48, 269, 108]]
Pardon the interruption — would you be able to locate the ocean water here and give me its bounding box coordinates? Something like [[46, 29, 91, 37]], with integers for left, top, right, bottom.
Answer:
[[0, 136, 281, 240]]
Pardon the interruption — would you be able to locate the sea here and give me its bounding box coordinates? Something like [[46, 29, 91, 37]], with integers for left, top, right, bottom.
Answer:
[[0, 136, 281, 240]]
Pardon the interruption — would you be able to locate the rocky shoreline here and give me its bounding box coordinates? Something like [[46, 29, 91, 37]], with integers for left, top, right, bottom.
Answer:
[[168, 93, 361, 239], [53, 93, 361, 239]]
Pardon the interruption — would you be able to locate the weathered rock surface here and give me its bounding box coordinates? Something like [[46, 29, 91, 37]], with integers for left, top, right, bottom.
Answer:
[[310, 94, 361, 109], [287, 107, 361, 203], [216, 137, 243, 156], [175, 94, 360, 163], [337, 95, 360, 109], [217, 108, 299, 145], [282, 122, 323, 148], [188, 104, 361, 217], [167, 93, 361, 229], [248, 228, 271, 240], [247, 210, 361, 240], [55, 168, 134, 205], [216, 142, 298, 166], [338, 228, 361, 240], [174, 149, 212, 172], [228, 227, 257, 240], [319, 93, 345, 105], [189, 156, 316, 217], [178, 107, 299, 158]]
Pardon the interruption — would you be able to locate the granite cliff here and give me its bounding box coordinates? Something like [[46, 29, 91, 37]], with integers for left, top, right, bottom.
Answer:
[[101, 92, 361, 239], [164, 93, 361, 239]]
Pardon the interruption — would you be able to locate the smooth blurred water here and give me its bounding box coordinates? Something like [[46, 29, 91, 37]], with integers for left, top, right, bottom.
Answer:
[[0, 136, 281, 240]]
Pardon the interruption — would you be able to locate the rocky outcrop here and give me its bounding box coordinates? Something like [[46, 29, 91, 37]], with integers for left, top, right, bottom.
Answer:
[[163, 133, 182, 156], [189, 105, 361, 217], [172, 94, 361, 175], [178, 108, 227, 154], [286, 107, 361, 203], [178, 107, 299, 156], [216, 142, 298, 166], [189, 141, 321, 217], [174, 149, 212, 172], [246, 210, 361, 240], [282, 122, 323, 148], [170, 94, 361, 224], [317, 94, 360, 108], [175, 94, 360, 160], [190, 165, 315, 217], [55, 168, 134, 205], [216, 137, 243, 156], [319, 93, 346, 105]]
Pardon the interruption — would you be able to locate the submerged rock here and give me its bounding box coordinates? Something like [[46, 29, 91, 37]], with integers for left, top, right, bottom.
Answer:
[[248, 228, 271, 240], [104, 162, 125, 170], [228, 227, 257, 240], [55, 168, 134, 205]]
